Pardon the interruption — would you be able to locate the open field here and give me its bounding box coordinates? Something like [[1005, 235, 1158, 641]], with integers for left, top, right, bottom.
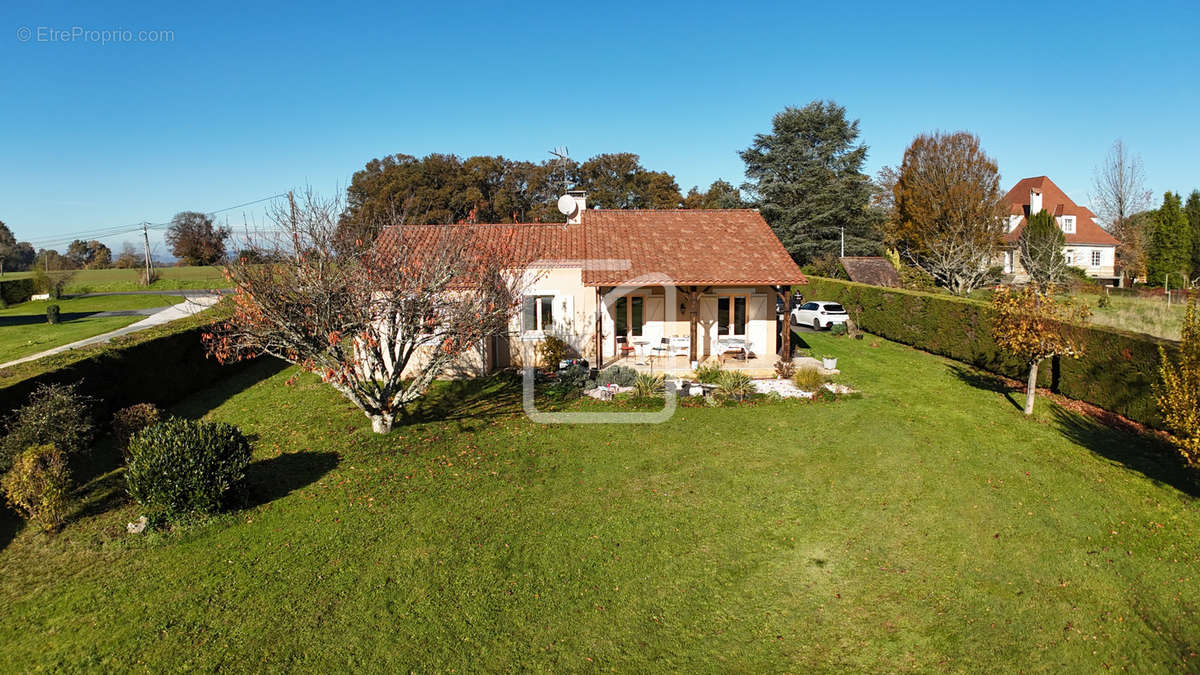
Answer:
[[1079, 292, 1188, 341], [0, 294, 183, 363], [3, 266, 229, 293], [0, 332, 1195, 670]]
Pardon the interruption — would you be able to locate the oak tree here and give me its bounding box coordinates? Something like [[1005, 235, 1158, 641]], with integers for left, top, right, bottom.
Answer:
[[166, 211, 230, 266], [891, 131, 1007, 295]]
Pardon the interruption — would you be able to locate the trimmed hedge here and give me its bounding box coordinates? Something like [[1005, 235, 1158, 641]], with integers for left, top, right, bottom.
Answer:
[[0, 299, 264, 420], [804, 277, 1178, 427], [0, 278, 34, 307]]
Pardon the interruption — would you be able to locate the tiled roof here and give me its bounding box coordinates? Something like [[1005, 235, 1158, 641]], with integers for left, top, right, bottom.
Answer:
[[1001, 176, 1120, 246], [377, 210, 807, 287], [839, 256, 900, 287], [579, 210, 807, 286]]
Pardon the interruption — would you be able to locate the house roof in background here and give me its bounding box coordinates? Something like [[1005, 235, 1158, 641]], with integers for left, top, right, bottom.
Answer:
[[378, 210, 807, 287], [839, 256, 900, 287], [1001, 176, 1120, 246]]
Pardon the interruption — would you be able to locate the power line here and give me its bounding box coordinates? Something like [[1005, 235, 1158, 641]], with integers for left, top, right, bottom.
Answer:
[[23, 193, 289, 249]]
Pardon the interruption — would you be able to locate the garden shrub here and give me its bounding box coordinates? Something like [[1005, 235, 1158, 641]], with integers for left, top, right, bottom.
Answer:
[[693, 362, 723, 384], [125, 418, 252, 519], [46, 305, 60, 325], [1, 444, 71, 533], [715, 370, 754, 401], [829, 323, 847, 336], [1156, 299, 1200, 467], [545, 365, 589, 402], [536, 336, 571, 370], [793, 366, 826, 392], [773, 358, 795, 379], [1, 382, 94, 473], [596, 365, 637, 387], [0, 278, 34, 306], [632, 373, 664, 398], [111, 403, 162, 458], [805, 277, 1177, 427]]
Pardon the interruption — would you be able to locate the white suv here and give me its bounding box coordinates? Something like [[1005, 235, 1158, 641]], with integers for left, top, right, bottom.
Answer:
[[792, 301, 849, 330]]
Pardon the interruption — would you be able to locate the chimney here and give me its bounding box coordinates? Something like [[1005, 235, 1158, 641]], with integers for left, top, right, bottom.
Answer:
[[1029, 188, 1043, 216], [567, 190, 586, 225]]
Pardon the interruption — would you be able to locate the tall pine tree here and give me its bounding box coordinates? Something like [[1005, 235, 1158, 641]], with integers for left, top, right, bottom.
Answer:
[[739, 101, 881, 264], [1147, 192, 1192, 285], [1185, 189, 1200, 280]]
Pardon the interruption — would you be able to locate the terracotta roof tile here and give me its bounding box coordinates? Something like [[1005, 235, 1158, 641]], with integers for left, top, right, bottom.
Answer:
[[377, 209, 807, 287]]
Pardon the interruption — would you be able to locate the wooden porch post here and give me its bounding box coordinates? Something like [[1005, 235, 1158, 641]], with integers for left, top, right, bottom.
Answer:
[[776, 286, 792, 359], [687, 286, 699, 364]]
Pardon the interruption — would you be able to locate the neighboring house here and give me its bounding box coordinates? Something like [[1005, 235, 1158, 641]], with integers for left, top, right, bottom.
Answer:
[[999, 176, 1121, 286], [839, 256, 900, 288], [382, 192, 807, 376]]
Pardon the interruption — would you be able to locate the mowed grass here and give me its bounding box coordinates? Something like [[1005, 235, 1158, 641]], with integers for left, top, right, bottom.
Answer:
[[0, 333, 1196, 671], [3, 265, 229, 293], [0, 295, 183, 363], [1077, 292, 1187, 341]]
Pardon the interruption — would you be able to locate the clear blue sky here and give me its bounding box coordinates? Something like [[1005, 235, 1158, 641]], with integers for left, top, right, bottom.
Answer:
[[2, 0, 1198, 255]]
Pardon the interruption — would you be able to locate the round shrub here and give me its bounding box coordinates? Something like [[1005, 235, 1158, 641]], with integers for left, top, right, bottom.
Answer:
[[1, 382, 94, 473], [596, 365, 637, 388], [46, 304, 60, 324], [111, 403, 163, 459], [126, 418, 251, 519], [1, 444, 71, 533]]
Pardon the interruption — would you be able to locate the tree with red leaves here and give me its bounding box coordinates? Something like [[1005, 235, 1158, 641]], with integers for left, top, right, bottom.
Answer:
[[204, 190, 528, 433]]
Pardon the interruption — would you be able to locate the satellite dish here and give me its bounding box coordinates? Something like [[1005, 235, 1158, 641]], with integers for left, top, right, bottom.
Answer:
[[557, 194, 578, 217]]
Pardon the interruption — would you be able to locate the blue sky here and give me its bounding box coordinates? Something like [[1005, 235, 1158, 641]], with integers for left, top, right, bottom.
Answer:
[[2, 0, 1198, 255]]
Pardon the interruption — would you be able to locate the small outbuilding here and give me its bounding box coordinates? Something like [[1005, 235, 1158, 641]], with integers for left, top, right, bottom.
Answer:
[[839, 257, 900, 288]]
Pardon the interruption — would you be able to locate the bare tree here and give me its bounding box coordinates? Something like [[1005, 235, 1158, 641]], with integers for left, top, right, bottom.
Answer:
[[1090, 140, 1153, 282], [890, 132, 1007, 295], [204, 190, 529, 433]]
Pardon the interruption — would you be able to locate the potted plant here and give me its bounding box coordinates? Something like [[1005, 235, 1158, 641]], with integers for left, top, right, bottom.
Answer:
[[820, 355, 837, 370]]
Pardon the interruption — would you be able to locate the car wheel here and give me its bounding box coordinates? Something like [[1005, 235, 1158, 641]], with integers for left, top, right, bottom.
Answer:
[[812, 318, 820, 330]]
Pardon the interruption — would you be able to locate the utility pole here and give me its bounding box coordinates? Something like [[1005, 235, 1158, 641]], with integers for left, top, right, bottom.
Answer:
[[142, 222, 153, 286], [840, 227, 845, 258]]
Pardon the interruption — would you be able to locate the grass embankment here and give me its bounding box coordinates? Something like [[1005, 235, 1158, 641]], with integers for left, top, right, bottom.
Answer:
[[0, 332, 1195, 670], [4, 266, 229, 293], [1081, 292, 1187, 341], [0, 295, 182, 364]]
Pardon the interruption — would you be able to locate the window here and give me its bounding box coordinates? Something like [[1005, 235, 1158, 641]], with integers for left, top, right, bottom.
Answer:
[[1003, 251, 1013, 274], [522, 295, 554, 333], [718, 295, 747, 336], [801, 301, 818, 311], [1064, 249, 1075, 265], [1060, 216, 1076, 234], [1091, 250, 1102, 267], [613, 296, 644, 339]]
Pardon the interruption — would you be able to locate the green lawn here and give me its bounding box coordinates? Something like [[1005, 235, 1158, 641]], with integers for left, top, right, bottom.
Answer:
[[3, 265, 229, 293], [0, 295, 183, 364], [0, 332, 1196, 671]]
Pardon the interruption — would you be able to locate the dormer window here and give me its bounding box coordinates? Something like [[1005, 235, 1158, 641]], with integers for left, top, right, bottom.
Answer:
[[1058, 216, 1076, 234]]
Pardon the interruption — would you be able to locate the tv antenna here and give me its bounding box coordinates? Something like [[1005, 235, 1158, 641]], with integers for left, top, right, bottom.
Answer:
[[549, 146, 571, 193]]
